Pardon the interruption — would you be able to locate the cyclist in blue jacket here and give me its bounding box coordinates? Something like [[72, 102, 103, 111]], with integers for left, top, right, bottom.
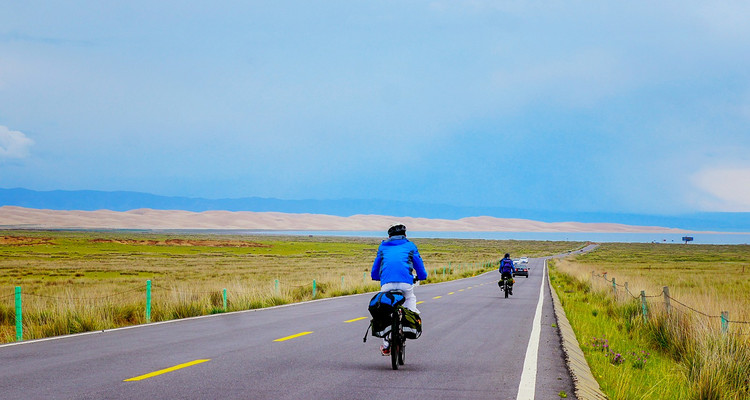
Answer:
[[499, 253, 515, 295], [371, 223, 428, 355]]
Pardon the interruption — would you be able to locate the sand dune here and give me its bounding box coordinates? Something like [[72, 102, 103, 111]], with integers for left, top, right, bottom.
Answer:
[[0, 206, 689, 233]]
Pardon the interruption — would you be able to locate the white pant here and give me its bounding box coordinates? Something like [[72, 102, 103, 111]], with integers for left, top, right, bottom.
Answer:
[[380, 282, 419, 348], [380, 282, 420, 314]]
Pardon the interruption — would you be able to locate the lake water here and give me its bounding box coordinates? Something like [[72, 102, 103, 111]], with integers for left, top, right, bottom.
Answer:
[[229, 230, 750, 245]]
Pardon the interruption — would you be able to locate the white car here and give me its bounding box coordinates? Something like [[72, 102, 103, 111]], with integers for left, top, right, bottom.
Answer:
[[519, 257, 529, 264]]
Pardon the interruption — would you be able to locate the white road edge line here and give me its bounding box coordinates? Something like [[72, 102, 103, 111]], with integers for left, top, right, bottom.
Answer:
[[516, 259, 546, 400]]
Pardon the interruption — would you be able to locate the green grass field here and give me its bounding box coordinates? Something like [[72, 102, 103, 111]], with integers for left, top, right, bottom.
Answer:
[[552, 243, 750, 400], [0, 230, 584, 343], [550, 261, 693, 399]]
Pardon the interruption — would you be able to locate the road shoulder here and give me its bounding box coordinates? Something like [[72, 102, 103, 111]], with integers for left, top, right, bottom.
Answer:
[[547, 263, 608, 400], [535, 263, 578, 400]]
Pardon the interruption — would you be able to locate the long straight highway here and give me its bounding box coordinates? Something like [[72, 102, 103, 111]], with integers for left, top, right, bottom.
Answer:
[[0, 256, 579, 399]]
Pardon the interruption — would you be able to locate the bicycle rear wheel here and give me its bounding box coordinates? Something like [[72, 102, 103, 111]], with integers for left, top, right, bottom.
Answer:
[[398, 338, 405, 365], [390, 336, 400, 369], [391, 310, 401, 370], [391, 337, 400, 369]]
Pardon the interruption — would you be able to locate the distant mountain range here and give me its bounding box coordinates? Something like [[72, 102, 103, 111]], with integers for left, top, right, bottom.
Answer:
[[1, 187, 748, 232]]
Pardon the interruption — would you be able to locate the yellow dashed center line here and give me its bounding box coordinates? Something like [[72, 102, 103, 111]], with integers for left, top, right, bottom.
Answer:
[[124, 359, 211, 382], [344, 317, 368, 323], [416, 301, 425, 305], [433, 296, 442, 299], [458, 289, 465, 292], [274, 331, 313, 342], [448, 292, 455, 295]]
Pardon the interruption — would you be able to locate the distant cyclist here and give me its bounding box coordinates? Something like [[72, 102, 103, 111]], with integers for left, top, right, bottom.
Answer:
[[499, 253, 515, 295], [371, 223, 428, 355]]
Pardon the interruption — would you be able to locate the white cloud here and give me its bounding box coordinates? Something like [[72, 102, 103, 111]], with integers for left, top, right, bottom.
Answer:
[[692, 167, 750, 211], [0, 126, 34, 159]]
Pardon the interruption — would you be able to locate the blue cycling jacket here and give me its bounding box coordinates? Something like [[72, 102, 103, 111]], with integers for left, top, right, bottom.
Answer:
[[499, 257, 515, 274], [371, 236, 428, 284]]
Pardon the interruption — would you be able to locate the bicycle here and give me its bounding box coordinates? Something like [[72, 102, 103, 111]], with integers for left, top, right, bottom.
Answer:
[[498, 275, 513, 298], [364, 289, 408, 370], [389, 305, 407, 370]]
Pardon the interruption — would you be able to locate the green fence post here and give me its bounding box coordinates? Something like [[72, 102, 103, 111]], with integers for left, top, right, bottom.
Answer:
[[363, 272, 367, 284], [15, 286, 22, 342], [146, 280, 152, 323], [312, 279, 317, 299], [274, 279, 280, 296], [222, 288, 227, 311], [612, 278, 617, 297], [341, 276, 345, 289], [721, 311, 729, 334], [640, 290, 648, 322]]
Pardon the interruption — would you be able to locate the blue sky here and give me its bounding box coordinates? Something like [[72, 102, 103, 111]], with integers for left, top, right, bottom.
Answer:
[[1, 1, 749, 214]]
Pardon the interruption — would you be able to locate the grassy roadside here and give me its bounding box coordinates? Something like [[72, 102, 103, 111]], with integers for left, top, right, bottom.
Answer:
[[550, 242, 750, 400], [0, 230, 584, 343], [550, 260, 692, 399]]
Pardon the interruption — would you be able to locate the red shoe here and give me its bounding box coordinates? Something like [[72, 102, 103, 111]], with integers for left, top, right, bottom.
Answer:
[[380, 345, 390, 356]]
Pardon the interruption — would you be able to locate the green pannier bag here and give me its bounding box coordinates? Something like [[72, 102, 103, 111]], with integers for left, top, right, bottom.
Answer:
[[402, 308, 422, 339]]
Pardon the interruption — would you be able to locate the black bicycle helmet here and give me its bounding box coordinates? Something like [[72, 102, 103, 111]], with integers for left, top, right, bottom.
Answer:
[[388, 223, 407, 237], [504, 253, 510, 258]]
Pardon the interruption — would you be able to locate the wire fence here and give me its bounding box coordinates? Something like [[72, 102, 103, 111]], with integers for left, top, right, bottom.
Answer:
[[150, 283, 226, 296], [19, 285, 145, 301], [591, 271, 750, 334]]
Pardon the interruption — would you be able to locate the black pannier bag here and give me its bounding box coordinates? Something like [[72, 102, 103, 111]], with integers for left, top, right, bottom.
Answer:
[[371, 318, 391, 338]]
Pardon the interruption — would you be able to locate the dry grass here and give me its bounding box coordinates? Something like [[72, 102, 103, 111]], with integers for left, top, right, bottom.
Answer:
[[0, 230, 584, 343], [557, 243, 750, 327], [556, 243, 750, 399]]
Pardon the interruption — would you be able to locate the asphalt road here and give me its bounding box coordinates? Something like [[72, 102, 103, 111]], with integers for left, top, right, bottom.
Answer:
[[1, 256, 581, 400]]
